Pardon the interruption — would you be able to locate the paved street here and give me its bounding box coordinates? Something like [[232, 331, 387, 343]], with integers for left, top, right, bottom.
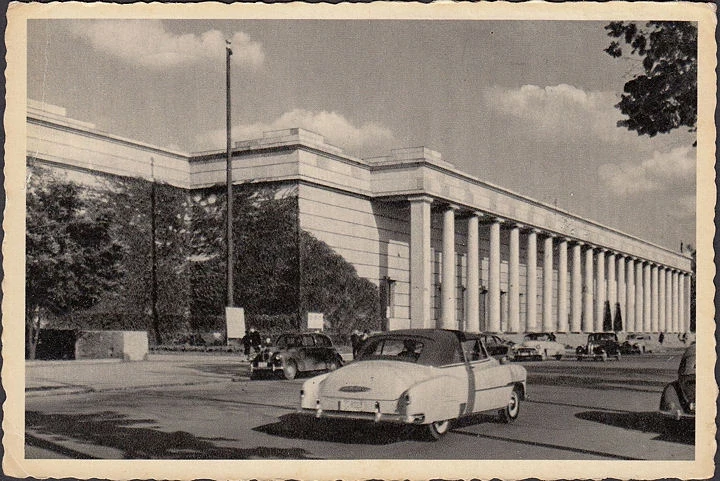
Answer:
[[25, 351, 694, 460]]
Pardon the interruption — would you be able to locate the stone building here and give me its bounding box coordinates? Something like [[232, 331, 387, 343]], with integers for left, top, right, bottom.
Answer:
[[27, 99, 694, 337]]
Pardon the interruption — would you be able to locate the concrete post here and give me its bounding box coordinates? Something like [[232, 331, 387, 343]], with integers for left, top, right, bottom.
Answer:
[[488, 218, 502, 333], [441, 205, 458, 329], [571, 242, 583, 332], [583, 246, 594, 332], [508, 224, 521, 333], [466, 213, 480, 334], [409, 196, 433, 328], [595, 249, 606, 331], [543, 235, 554, 332], [557, 238, 568, 333], [526, 229, 538, 333]]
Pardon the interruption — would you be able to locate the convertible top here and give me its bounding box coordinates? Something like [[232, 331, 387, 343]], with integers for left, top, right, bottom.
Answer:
[[359, 329, 475, 366]]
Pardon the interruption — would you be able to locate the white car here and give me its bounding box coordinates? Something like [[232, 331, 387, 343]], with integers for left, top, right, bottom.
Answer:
[[515, 332, 566, 360], [298, 329, 527, 440]]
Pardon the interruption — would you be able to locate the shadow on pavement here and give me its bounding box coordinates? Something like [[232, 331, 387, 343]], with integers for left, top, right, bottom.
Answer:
[[26, 411, 317, 459], [575, 410, 694, 445], [527, 373, 667, 392], [255, 413, 419, 444]]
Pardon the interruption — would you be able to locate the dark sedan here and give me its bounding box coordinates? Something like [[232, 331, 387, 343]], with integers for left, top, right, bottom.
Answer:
[[250, 332, 344, 380]]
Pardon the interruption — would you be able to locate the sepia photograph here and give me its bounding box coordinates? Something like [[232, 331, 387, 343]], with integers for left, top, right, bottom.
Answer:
[[3, 2, 716, 480]]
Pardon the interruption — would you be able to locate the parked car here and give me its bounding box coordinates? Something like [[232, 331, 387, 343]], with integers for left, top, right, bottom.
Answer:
[[250, 332, 343, 380], [297, 329, 527, 440], [514, 332, 565, 360], [576, 332, 622, 361], [659, 343, 695, 433], [479, 333, 515, 360], [621, 334, 656, 354]]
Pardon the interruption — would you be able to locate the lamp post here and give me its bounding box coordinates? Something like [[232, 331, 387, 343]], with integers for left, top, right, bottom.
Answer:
[[225, 40, 234, 342]]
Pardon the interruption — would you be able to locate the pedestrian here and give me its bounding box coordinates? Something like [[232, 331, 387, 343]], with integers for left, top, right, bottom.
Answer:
[[249, 327, 263, 354], [658, 332, 665, 345], [242, 331, 252, 359], [350, 330, 360, 359]]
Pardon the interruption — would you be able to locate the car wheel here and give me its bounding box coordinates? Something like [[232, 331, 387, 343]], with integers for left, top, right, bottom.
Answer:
[[499, 386, 521, 423], [424, 420, 451, 441], [282, 360, 298, 380], [615, 352, 621, 361], [601, 351, 608, 362], [327, 359, 340, 372], [554, 353, 563, 361]]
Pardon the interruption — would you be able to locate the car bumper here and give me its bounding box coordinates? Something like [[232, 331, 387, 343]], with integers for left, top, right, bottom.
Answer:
[[298, 407, 426, 425], [659, 408, 695, 421], [513, 351, 540, 360], [250, 362, 283, 373]]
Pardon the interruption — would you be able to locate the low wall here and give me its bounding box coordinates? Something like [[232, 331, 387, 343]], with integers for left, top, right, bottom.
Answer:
[[75, 330, 149, 361]]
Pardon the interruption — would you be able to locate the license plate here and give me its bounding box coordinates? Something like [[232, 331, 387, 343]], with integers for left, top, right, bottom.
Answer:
[[339, 399, 373, 412], [264, 362, 272, 368]]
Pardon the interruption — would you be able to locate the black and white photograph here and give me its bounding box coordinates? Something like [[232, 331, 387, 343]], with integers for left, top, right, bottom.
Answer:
[[3, 2, 716, 480]]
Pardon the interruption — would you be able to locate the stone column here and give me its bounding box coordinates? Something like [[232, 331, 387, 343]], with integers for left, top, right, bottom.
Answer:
[[571, 242, 583, 332], [526, 229, 538, 332], [626, 258, 635, 332], [583, 246, 594, 332], [466, 213, 480, 333], [607, 253, 617, 317], [543, 235, 554, 332], [672, 270, 679, 333], [557, 238, 569, 333], [685, 274, 692, 334], [488, 218, 502, 333], [678, 272, 686, 334], [508, 224, 521, 333], [643, 262, 652, 332], [595, 249, 606, 331], [651, 264, 659, 332], [441, 205, 458, 329], [635, 261, 644, 332], [659, 266, 666, 332], [665, 268, 673, 332], [409, 196, 433, 328], [617, 255, 626, 331]]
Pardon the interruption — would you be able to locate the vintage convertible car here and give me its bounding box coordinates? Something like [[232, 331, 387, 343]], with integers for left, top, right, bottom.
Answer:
[[250, 332, 343, 380], [659, 343, 695, 432], [298, 329, 527, 440], [576, 332, 622, 361], [514, 332, 565, 360]]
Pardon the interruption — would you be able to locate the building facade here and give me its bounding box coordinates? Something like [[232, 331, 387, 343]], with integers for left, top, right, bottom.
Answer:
[[27, 100, 694, 335]]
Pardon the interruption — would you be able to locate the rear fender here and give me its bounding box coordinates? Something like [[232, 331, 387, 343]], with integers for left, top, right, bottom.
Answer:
[[300, 373, 330, 409], [404, 373, 466, 424]]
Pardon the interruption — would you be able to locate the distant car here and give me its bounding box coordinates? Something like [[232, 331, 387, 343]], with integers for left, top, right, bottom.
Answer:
[[621, 334, 655, 354], [576, 332, 622, 361], [479, 333, 515, 360], [298, 329, 527, 440], [659, 343, 695, 433], [515, 332, 565, 360], [250, 332, 343, 380]]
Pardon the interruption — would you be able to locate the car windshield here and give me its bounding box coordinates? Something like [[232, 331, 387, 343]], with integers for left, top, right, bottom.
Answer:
[[358, 337, 425, 363], [525, 333, 553, 341]]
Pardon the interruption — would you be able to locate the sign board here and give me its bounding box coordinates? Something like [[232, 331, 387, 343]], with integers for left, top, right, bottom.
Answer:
[[226, 307, 246, 339], [305, 312, 324, 330]]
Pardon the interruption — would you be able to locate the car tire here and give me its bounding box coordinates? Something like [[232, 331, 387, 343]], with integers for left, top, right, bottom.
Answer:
[[499, 386, 521, 423], [601, 351, 608, 362], [282, 360, 298, 380], [424, 420, 451, 441], [615, 352, 621, 361], [554, 354, 563, 361]]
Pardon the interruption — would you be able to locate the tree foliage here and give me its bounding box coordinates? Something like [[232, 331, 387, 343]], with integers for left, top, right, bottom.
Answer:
[[605, 21, 697, 138], [25, 168, 123, 358]]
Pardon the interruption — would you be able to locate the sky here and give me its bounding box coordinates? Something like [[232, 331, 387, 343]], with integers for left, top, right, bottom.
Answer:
[[26, 19, 697, 252]]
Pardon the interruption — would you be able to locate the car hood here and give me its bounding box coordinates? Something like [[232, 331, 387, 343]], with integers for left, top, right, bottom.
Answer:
[[320, 360, 436, 400]]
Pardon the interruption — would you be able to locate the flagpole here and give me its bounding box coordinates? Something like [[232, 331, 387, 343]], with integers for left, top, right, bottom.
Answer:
[[225, 40, 234, 343]]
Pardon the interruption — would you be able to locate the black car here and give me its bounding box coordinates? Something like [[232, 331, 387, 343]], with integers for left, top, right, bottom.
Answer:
[[250, 332, 344, 380], [659, 343, 695, 433], [576, 332, 622, 361], [479, 333, 515, 360]]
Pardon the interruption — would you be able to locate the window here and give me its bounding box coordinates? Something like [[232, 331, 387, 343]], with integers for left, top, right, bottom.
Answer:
[[461, 339, 487, 361], [314, 335, 331, 347], [301, 335, 315, 347], [359, 338, 424, 363]]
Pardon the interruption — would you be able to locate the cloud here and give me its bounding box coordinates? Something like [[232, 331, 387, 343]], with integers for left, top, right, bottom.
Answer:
[[483, 84, 629, 145], [67, 20, 263, 69], [197, 109, 395, 157], [597, 146, 695, 196]]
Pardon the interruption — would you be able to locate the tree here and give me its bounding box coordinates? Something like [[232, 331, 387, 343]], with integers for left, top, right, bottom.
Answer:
[[605, 21, 697, 139], [25, 168, 123, 358]]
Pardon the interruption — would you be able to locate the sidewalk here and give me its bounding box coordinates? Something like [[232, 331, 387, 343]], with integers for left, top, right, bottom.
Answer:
[[26, 351, 356, 397]]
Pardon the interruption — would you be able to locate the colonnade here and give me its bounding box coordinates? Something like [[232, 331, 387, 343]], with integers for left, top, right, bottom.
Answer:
[[409, 197, 692, 334]]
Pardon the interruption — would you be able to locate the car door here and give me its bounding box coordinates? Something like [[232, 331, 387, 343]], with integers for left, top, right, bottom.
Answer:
[[462, 337, 513, 413], [296, 334, 316, 371]]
